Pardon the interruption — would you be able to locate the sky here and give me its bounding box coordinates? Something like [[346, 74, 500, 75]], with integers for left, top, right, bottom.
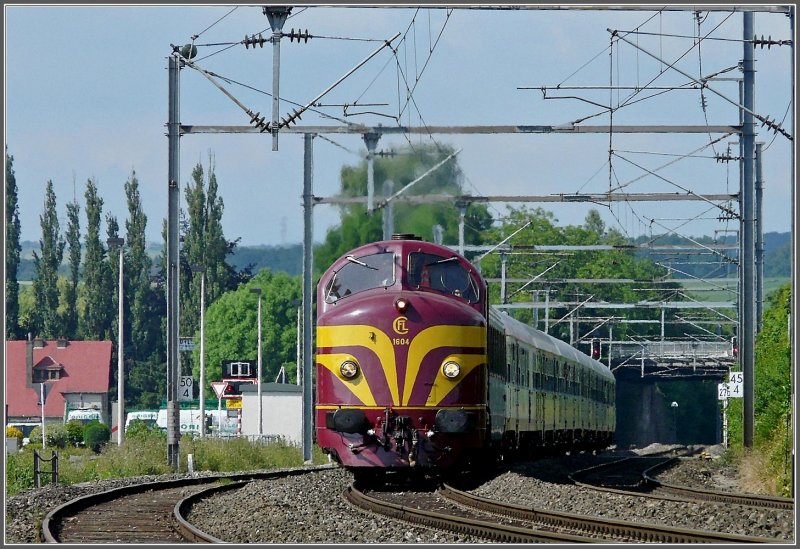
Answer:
[[4, 4, 795, 250]]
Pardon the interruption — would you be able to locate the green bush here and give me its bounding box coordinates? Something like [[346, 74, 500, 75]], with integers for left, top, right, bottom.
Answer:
[[125, 419, 156, 439], [65, 420, 84, 447], [45, 424, 69, 449], [83, 421, 111, 453], [27, 426, 42, 446]]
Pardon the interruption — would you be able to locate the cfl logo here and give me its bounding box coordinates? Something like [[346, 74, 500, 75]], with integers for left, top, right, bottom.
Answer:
[[393, 316, 409, 335]]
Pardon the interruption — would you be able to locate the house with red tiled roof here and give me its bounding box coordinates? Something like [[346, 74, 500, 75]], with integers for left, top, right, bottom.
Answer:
[[5, 338, 113, 428]]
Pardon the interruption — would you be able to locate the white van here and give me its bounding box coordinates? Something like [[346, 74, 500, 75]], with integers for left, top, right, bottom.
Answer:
[[154, 409, 239, 436], [155, 409, 203, 435], [66, 408, 103, 425], [125, 410, 159, 431]]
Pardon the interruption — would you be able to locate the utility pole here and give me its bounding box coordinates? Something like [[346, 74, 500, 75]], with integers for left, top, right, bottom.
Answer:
[[382, 180, 394, 239], [250, 287, 263, 437], [107, 237, 125, 445], [197, 266, 206, 437], [755, 142, 764, 331], [264, 6, 291, 151], [456, 199, 468, 255], [167, 53, 181, 469], [302, 133, 314, 463], [741, 11, 756, 448], [364, 133, 380, 213]]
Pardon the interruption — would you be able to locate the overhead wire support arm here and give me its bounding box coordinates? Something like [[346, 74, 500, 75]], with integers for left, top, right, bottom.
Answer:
[[180, 57, 271, 132], [504, 261, 562, 302], [609, 29, 793, 141], [613, 153, 739, 218], [277, 32, 401, 129]]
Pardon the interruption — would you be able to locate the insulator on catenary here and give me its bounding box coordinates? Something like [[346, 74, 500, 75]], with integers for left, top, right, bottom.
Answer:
[[714, 153, 739, 163], [279, 108, 303, 128], [285, 28, 312, 43], [244, 33, 269, 49], [248, 111, 270, 132], [752, 34, 792, 49]]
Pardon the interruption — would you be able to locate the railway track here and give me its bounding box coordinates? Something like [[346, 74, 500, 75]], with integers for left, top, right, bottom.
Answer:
[[437, 483, 784, 543], [642, 458, 795, 510], [345, 484, 599, 543], [348, 482, 784, 543], [569, 455, 795, 510], [41, 467, 327, 543]]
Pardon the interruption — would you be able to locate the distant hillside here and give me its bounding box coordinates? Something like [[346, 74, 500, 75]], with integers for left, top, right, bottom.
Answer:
[[13, 233, 790, 282], [227, 244, 303, 277], [632, 231, 790, 279]]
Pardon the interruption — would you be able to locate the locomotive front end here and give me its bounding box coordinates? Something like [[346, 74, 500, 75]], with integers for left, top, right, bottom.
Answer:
[[315, 237, 488, 473]]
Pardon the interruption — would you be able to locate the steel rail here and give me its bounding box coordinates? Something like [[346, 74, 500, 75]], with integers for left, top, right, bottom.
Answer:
[[439, 483, 783, 544], [42, 465, 332, 543], [570, 456, 795, 510], [642, 459, 795, 510], [344, 484, 600, 543]]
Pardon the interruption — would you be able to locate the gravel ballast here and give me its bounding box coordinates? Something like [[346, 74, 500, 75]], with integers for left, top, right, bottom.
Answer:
[[5, 444, 795, 544]]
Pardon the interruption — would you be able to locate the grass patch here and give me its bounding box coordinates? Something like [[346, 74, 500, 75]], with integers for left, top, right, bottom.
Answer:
[[5, 428, 329, 498]]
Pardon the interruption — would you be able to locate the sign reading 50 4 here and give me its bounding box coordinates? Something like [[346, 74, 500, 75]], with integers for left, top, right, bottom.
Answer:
[[178, 376, 194, 401]]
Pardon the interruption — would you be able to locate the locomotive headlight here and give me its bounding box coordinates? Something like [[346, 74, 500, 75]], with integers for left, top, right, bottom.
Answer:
[[395, 297, 408, 312], [442, 360, 461, 379], [340, 360, 359, 379]]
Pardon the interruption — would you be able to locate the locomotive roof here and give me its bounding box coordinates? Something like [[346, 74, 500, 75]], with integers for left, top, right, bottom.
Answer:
[[489, 307, 614, 381]]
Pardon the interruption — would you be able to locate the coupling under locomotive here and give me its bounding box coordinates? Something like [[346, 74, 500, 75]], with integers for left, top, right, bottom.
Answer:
[[314, 234, 615, 475]]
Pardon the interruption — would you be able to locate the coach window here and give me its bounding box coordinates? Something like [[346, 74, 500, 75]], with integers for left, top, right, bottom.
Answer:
[[324, 252, 395, 302], [545, 357, 554, 391]]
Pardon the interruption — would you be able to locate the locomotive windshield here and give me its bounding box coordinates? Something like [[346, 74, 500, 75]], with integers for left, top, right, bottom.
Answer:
[[324, 252, 395, 302], [407, 252, 479, 303]]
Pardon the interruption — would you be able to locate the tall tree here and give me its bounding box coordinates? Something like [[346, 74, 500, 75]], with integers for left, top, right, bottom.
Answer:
[[197, 268, 301, 396], [31, 180, 66, 338], [106, 213, 123, 340], [63, 198, 81, 339], [480, 206, 678, 345], [5, 147, 22, 339], [181, 156, 235, 343], [314, 144, 493, 270], [124, 170, 159, 361], [81, 178, 113, 340]]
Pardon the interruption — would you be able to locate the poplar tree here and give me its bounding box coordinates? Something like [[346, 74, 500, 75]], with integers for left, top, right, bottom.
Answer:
[[124, 170, 159, 360], [106, 213, 123, 342], [182, 156, 234, 337], [182, 156, 238, 397], [124, 170, 166, 409], [63, 199, 81, 339], [5, 147, 22, 339], [81, 178, 113, 340], [31, 180, 66, 338]]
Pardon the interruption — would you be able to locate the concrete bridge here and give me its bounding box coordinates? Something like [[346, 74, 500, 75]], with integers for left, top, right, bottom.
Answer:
[[608, 340, 736, 381]]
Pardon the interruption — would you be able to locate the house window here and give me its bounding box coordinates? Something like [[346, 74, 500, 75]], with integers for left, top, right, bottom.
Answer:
[[33, 367, 62, 383]]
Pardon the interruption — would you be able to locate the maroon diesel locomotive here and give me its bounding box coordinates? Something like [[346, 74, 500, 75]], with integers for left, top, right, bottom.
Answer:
[[315, 234, 615, 476]]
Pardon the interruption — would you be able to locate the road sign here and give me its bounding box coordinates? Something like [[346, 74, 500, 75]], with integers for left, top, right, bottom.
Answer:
[[718, 381, 743, 400], [727, 381, 743, 398], [725, 372, 743, 399], [179, 337, 195, 352], [226, 398, 242, 409], [178, 376, 193, 401], [211, 381, 229, 399]]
